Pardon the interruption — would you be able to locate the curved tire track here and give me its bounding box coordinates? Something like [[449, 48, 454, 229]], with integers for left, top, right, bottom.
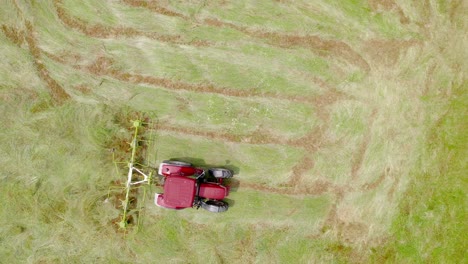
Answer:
[[44, 52, 346, 106], [40, 47, 387, 201], [122, 0, 189, 19], [240, 178, 341, 196], [350, 109, 378, 181], [360, 169, 386, 191], [122, 0, 370, 71], [2, 23, 70, 104], [41, 51, 342, 150], [44, 3, 387, 199], [54, 0, 209, 46], [54, 0, 342, 98], [368, 0, 410, 24], [155, 122, 289, 146]]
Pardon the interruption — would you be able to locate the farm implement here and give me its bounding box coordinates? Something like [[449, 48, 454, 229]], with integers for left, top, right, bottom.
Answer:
[[110, 118, 155, 229], [111, 116, 234, 229]]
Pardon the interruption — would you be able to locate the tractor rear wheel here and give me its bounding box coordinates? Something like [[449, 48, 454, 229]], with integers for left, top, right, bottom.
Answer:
[[208, 168, 233, 178], [201, 200, 229, 213]]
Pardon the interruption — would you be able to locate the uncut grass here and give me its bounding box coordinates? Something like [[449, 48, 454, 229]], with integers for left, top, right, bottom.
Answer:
[[0, 101, 123, 262]]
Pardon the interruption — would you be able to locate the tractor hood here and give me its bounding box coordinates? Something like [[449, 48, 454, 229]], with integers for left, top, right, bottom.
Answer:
[[198, 183, 228, 200]]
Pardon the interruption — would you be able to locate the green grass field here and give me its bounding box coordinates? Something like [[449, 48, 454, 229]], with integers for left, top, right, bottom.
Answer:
[[0, 0, 466, 263]]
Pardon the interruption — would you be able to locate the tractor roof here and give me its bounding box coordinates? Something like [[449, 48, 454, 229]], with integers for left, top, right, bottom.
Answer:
[[163, 176, 196, 208]]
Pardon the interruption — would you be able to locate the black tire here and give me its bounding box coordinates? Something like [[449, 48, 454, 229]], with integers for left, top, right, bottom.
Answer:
[[201, 200, 229, 213], [208, 168, 233, 178], [162, 160, 192, 166]]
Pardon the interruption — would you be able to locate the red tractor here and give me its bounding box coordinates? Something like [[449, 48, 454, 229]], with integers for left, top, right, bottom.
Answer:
[[155, 160, 233, 212]]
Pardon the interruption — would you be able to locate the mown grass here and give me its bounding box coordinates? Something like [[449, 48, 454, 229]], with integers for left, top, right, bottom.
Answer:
[[153, 133, 305, 185], [1, 0, 466, 263]]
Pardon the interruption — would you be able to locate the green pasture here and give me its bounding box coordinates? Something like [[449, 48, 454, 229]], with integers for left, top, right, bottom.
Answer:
[[0, 0, 466, 263]]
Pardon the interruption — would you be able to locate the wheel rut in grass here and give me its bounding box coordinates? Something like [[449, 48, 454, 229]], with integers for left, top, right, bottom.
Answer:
[[318, 109, 381, 232], [122, 0, 189, 19], [37, 39, 387, 203], [1, 23, 70, 104], [281, 107, 385, 229], [54, 0, 369, 72], [53, 0, 345, 99], [43, 52, 344, 106], [387, 170, 399, 199], [53, 0, 209, 46], [41, 51, 345, 151], [350, 109, 378, 181], [42, 2, 387, 200], [283, 88, 346, 190], [288, 156, 316, 187], [285, 126, 325, 188], [122, 0, 370, 71], [154, 122, 289, 146], [320, 165, 392, 237], [363, 39, 421, 67], [360, 169, 386, 191], [239, 179, 341, 196], [368, 0, 410, 24], [40, 48, 360, 197]]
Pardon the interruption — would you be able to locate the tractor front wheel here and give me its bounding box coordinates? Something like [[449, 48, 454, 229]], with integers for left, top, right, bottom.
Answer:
[[208, 168, 233, 178], [162, 160, 192, 166], [201, 200, 229, 213]]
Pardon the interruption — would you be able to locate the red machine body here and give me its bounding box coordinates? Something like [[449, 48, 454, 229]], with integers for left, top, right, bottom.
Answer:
[[155, 160, 233, 212]]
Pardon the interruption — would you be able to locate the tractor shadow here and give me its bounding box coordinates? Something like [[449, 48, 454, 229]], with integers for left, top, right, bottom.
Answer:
[[171, 157, 240, 208]]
